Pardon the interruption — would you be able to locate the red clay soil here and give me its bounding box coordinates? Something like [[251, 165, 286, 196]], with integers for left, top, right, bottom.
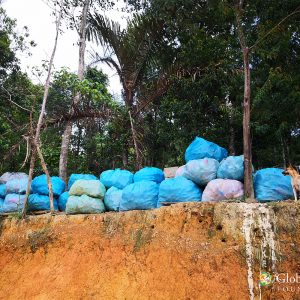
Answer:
[[0, 202, 299, 300]]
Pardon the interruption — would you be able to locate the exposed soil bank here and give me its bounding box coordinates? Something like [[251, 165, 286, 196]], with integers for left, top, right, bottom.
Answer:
[[0, 202, 299, 300]]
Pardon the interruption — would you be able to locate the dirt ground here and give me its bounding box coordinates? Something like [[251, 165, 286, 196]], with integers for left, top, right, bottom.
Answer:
[[0, 202, 299, 300]]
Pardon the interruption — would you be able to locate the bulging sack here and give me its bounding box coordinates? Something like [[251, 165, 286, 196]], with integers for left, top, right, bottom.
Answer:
[[254, 168, 293, 201], [100, 169, 133, 189], [202, 179, 244, 202], [158, 176, 202, 205], [181, 158, 219, 186], [69, 179, 106, 199], [0, 172, 28, 184], [6, 178, 28, 194], [2, 194, 26, 212], [27, 194, 58, 211], [31, 175, 66, 197], [0, 198, 3, 212], [0, 184, 6, 198], [58, 191, 69, 211], [185, 137, 228, 163], [217, 155, 244, 181], [133, 167, 165, 184], [66, 195, 105, 214], [120, 181, 159, 211], [68, 174, 98, 190], [104, 186, 122, 211]]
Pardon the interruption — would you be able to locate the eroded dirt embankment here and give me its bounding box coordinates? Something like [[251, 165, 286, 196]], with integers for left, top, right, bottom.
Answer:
[[0, 202, 300, 300]]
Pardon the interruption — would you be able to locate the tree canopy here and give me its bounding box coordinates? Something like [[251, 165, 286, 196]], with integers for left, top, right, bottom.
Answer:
[[0, 0, 299, 177]]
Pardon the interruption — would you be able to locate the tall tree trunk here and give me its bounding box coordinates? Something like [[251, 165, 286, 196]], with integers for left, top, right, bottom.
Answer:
[[59, 0, 90, 183], [59, 121, 72, 182], [242, 48, 254, 199], [228, 99, 236, 156], [128, 109, 142, 170], [122, 142, 128, 167], [22, 1, 63, 217], [280, 135, 287, 168], [229, 121, 236, 156], [125, 88, 142, 170]]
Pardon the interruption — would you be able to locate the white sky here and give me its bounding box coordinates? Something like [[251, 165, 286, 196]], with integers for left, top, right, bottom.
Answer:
[[2, 0, 128, 98]]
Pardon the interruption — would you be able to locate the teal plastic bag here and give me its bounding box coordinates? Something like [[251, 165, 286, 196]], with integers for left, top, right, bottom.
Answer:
[[100, 169, 133, 189], [104, 186, 122, 211], [31, 175, 65, 197], [254, 168, 293, 201], [120, 181, 159, 211], [0, 184, 6, 198], [28, 194, 58, 211], [134, 167, 164, 183], [181, 158, 219, 186], [158, 176, 202, 205], [185, 137, 228, 162], [66, 195, 105, 214], [217, 155, 244, 181], [68, 174, 98, 190], [69, 179, 106, 198], [58, 191, 69, 211], [0, 198, 4, 212]]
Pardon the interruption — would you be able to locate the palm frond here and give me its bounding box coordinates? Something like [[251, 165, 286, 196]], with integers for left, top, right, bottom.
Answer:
[[87, 12, 164, 95]]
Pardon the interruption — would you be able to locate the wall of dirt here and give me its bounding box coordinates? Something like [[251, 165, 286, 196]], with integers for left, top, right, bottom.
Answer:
[[0, 202, 300, 300]]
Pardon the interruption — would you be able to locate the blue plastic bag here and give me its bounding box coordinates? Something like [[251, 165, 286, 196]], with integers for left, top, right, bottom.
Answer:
[[133, 167, 165, 184], [217, 155, 244, 181], [254, 168, 293, 201], [120, 181, 159, 211], [31, 175, 66, 197], [6, 178, 28, 194], [28, 194, 58, 211], [2, 194, 26, 213], [100, 169, 133, 189], [158, 176, 202, 206], [181, 158, 219, 186], [104, 186, 122, 211], [68, 174, 98, 190], [0, 198, 4, 212], [66, 195, 106, 214], [185, 137, 228, 162], [0, 184, 6, 198], [58, 191, 69, 211]]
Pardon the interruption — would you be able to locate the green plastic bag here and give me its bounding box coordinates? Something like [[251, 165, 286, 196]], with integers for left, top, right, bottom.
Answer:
[[69, 179, 106, 198], [66, 195, 106, 214]]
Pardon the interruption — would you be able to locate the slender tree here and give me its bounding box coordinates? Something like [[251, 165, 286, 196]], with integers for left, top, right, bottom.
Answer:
[[87, 13, 163, 168], [235, 0, 300, 200], [59, 0, 90, 183], [22, 0, 63, 217]]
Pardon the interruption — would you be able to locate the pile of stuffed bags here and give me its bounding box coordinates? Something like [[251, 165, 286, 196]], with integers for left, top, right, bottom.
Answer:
[[0, 136, 294, 215], [162, 137, 244, 204], [0, 172, 28, 213], [0, 173, 66, 213]]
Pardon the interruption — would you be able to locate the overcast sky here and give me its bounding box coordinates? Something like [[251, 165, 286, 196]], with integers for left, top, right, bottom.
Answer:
[[2, 0, 128, 97]]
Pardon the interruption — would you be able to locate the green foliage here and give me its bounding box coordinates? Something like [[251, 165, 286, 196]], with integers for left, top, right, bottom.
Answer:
[[0, 0, 299, 177]]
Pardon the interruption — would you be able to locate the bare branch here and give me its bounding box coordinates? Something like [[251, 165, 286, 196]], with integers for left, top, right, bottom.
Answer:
[[1, 86, 31, 113], [249, 5, 300, 51]]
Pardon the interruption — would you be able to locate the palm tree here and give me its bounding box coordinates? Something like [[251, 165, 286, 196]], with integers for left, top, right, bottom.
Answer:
[[87, 13, 164, 169]]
